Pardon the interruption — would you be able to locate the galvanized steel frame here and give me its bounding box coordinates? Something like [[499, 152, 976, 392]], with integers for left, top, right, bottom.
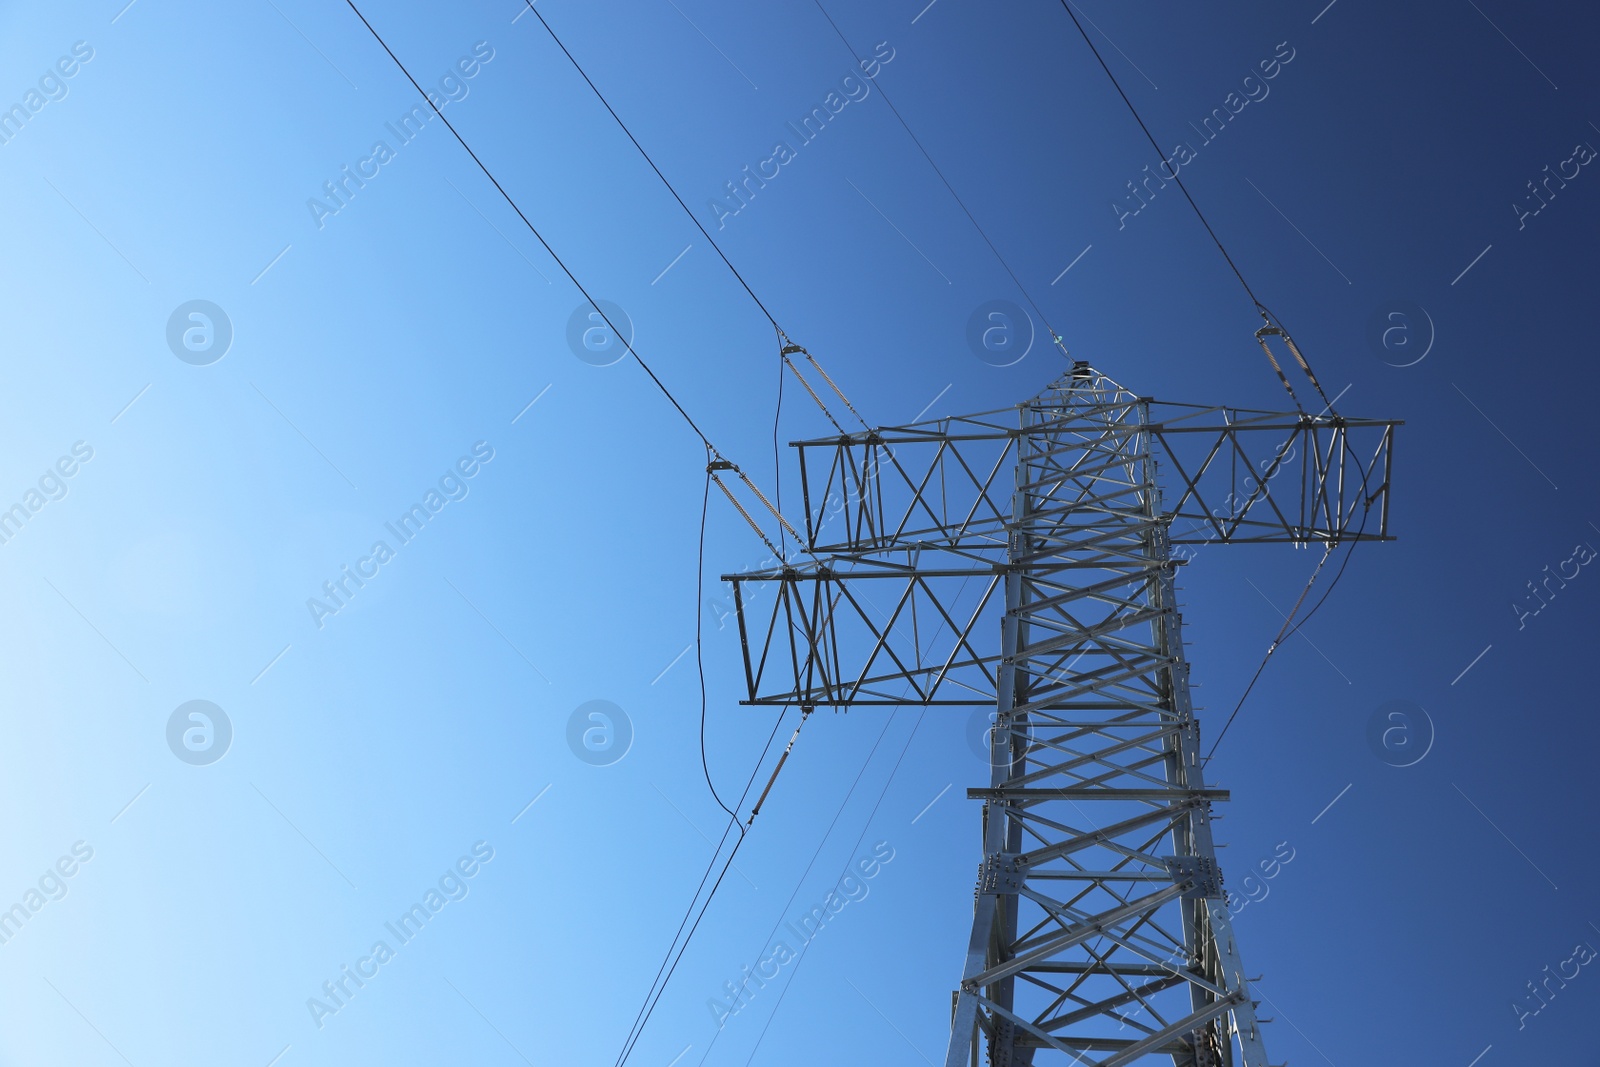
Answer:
[[722, 365, 1397, 1065]]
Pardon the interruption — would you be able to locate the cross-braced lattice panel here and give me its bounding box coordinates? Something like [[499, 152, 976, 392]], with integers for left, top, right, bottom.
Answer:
[[796, 429, 1018, 555], [728, 553, 1008, 707], [793, 390, 1148, 558], [973, 380, 1245, 1063], [987, 565, 1234, 1059], [731, 393, 1159, 709], [1147, 407, 1396, 545], [787, 394, 1396, 561], [978, 798, 1232, 1060]]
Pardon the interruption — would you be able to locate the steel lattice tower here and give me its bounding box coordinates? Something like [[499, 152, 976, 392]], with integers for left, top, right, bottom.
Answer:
[[726, 362, 1396, 1066]]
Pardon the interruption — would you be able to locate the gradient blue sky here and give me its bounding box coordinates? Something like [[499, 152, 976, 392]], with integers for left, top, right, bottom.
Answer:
[[1, 1, 1596, 1065]]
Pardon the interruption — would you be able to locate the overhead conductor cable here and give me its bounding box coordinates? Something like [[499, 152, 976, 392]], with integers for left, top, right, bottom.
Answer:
[[812, 0, 1074, 360], [1054, 0, 1370, 761], [1055, 0, 1339, 416], [336, 11, 816, 1067], [521, 0, 868, 438], [342, 0, 811, 563]]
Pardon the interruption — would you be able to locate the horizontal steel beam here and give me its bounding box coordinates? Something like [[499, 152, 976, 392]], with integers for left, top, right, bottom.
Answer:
[[968, 787, 1230, 802]]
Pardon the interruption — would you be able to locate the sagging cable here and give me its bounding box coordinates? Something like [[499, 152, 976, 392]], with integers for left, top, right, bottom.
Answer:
[[1203, 542, 1335, 762]]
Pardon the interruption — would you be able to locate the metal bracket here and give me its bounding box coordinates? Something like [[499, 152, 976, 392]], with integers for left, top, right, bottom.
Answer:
[[1161, 855, 1223, 899], [976, 852, 1026, 896]]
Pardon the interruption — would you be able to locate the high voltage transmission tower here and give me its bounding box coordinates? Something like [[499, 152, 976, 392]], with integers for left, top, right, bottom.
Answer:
[[336, 6, 1399, 1062], [724, 361, 1396, 1066]]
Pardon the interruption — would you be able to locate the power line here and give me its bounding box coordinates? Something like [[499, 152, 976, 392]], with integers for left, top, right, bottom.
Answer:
[[336, 12, 809, 1064], [1282, 513, 1366, 641], [515, 5, 815, 889], [693, 708, 915, 1067], [613, 808, 752, 1067], [522, 1, 874, 438], [739, 708, 928, 1066], [341, 0, 713, 448], [699, 575, 973, 1065], [345, 0, 829, 568], [615, 706, 811, 1067], [1205, 442, 1377, 761], [524, 0, 887, 550], [624, 472, 816, 1067], [1054, 0, 1365, 716], [612, 429, 811, 1067], [521, 0, 872, 498], [812, 0, 1070, 355], [615, 704, 792, 1065], [698, 468, 743, 825], [1053, 1, 1340, 416], [519, 1, 786, 334], [621, 234, 797, 1067], [1280, 473, 1376, 648], [615, 509, 771, 1067], [1054, 0, 1264, 313], [1202, 543, 1332, 762]]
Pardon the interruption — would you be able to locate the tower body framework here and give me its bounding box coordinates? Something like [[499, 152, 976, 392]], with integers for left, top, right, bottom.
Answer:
[[724, 365, 1396, 1066]]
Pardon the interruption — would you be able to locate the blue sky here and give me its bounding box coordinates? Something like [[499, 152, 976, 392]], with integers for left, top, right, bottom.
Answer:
[[0, 0, 1596, 1064]]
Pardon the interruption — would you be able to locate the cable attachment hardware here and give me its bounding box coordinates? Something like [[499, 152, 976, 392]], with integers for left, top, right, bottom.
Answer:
[[777, 349, 844, 434], [1255, 314, 1338, 417], [707, 456, 783, 561], [748, 706, 812, 824], [774, 327, 869, 432], [1252, 322, 1305, 414], [706, 452, 804, 564]]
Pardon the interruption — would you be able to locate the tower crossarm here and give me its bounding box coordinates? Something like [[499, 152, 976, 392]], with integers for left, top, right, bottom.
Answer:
[[787, 393, 1397, 556]]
